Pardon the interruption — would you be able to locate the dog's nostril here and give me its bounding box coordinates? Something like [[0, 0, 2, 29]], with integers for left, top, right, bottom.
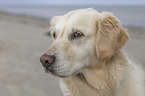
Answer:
[[45, 60, 48, 64], [45, 60, 51, 67]]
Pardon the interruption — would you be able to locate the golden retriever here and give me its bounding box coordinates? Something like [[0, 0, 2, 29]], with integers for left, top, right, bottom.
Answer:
[[40, 8, 145, 96]]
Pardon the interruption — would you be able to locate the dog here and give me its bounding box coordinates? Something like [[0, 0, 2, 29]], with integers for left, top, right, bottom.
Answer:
[[40, 8, 144, 96]]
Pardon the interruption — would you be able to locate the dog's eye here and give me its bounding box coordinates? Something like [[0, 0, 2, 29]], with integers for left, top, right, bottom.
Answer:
[[71, 31, 84, 39], [52, 32, 56, 39]]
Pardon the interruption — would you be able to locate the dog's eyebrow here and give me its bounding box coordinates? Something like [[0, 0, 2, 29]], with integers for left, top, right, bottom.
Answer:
[[60, 26, 66, 38], [72, 28, 80, 33]]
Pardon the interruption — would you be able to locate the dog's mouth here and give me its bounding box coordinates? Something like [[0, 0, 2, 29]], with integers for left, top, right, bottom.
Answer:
[[42, 65, 70, 78], [42, 61, 85, 78], [43, 67, 50, 73]]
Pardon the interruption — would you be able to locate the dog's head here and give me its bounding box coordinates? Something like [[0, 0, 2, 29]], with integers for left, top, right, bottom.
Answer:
[[40, 8, 129, 77]]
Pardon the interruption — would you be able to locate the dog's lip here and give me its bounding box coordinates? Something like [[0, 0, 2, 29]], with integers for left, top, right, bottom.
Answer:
[[44, 66, 80, 78], [45, 68, 69, 78], [43, 67, 50, 73]]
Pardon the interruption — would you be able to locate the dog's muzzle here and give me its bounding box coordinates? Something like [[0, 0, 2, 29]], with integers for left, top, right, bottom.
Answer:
[[40, 53, 56, 72]]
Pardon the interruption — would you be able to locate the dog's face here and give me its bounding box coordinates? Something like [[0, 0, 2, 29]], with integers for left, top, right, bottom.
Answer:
[[40, 8, 129, 77]]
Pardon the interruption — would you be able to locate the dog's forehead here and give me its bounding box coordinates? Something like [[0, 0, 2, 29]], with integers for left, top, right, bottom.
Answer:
[[55, 9, 100, 36], [63, 9, 99, 25]]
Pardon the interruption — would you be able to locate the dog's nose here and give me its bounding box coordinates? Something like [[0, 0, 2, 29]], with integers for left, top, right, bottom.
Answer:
[[40, 53, 55, 68]]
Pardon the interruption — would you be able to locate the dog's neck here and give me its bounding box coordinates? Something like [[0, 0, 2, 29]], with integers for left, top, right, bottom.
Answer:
[[62, 51, 128, 95]]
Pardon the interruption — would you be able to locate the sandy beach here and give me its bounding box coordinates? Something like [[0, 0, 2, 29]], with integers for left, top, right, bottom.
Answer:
[[0, 11, 145, 96]]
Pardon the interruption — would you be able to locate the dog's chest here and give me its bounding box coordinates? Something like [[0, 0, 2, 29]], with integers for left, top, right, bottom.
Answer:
[[60, 79, 72, 96], [59, 78, 114, 96]]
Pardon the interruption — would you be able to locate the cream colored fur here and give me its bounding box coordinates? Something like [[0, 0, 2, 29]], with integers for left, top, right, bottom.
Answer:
[[44, 8, 144, 96]]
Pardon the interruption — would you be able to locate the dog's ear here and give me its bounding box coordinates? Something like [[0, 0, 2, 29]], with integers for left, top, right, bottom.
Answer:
[[96, 12, 129, 61]]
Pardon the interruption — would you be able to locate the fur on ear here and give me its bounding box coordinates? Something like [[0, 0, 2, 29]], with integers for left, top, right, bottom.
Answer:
[[96, 12, 129, 61]]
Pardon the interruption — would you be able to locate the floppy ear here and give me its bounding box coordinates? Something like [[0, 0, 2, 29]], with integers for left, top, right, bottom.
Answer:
[[96, 12, 129, 61]]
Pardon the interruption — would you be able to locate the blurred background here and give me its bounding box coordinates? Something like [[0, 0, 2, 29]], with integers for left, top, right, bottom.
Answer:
[[0, 0, 145, 96]]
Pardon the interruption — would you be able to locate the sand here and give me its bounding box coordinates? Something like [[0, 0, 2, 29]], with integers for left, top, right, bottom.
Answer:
[[0, 11, 144, 96]]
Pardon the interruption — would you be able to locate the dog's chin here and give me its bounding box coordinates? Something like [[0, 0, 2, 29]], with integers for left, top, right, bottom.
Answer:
[[43, 67, 69, 78], [50, 70, 69, 78], [52, 70, 81, 78]]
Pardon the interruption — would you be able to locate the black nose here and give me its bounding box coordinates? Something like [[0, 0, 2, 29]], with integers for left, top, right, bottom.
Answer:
[[40, 53, 55, 68]]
